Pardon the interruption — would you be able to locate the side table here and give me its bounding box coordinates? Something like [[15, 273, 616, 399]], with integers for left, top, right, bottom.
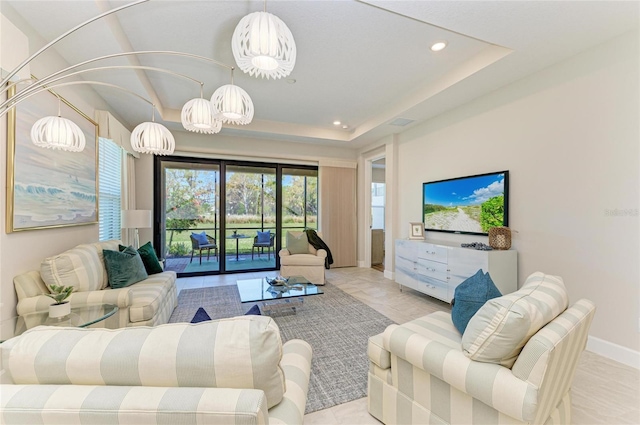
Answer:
[[0, 303, 118, 343]]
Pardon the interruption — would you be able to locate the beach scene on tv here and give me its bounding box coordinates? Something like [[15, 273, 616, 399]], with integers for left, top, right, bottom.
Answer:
[[423, 173, 506, 234]]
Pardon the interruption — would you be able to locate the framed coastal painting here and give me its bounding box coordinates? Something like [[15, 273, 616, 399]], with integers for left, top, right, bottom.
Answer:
[[6, 85, 98, 233]]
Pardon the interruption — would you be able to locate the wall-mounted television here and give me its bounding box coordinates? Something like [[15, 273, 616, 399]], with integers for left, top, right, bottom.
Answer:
[[422, 171, 509, 236]]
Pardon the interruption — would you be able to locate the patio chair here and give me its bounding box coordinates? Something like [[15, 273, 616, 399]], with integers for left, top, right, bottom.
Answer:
[[190, 232, 218, 264], [252, 231, 276, 260]]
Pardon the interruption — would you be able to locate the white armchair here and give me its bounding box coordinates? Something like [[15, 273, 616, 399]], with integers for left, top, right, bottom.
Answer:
[[279, 231, 326, 284]]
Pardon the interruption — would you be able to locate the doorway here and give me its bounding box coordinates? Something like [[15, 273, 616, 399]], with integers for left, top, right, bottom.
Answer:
[[371, 158, 386, 272]]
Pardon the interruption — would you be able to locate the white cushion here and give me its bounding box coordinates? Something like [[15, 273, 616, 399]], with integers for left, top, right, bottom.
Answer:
[[279, 253, 325, 266], [40, 244, 103, 292], [461, 272, 569, 368]]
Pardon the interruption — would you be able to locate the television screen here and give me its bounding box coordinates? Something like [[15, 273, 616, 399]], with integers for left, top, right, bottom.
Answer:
[[423, 171, 509, 235]]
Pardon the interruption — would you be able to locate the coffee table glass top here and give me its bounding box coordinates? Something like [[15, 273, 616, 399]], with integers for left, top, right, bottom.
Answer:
[[237, 276, 323, 303], [1, 303, 118, 342]]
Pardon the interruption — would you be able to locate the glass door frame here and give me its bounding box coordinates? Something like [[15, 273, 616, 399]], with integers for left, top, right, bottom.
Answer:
[[154, 155, 318, 277], [155, 156, 222, 277], [222, 160, 278, 273]]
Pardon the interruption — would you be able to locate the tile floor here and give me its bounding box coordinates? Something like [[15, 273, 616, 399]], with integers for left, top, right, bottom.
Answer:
[[176, 267, 640, 424]]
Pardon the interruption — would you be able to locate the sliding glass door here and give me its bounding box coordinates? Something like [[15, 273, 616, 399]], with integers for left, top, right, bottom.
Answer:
[[155, 157, 317, 277], [281, 167, 318, 246], [224, 164, 276, 272], [160, 161, 220, 274]]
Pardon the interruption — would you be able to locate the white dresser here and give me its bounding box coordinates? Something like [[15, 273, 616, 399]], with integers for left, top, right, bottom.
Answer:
[[395, 239, 518, 302]]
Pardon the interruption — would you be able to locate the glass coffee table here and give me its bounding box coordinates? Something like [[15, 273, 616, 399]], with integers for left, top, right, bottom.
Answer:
[[236, 276, 323, 315], [0, 303, 119, 343]]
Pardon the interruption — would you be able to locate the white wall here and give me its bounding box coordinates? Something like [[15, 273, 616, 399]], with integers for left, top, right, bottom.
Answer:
[[0, 9, 118, 320], [372, 31, 638, 353]]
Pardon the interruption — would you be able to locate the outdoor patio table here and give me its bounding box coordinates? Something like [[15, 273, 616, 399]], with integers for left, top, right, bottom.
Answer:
[[227, 234, 249, 260]]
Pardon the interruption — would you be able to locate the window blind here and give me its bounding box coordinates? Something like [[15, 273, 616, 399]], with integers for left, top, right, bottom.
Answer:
[[99, 137, 122, 241]]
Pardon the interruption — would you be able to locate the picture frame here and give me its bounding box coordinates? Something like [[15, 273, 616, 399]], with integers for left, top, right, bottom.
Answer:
[[409, 222, 425, 240], [6, 84, 99, 233]]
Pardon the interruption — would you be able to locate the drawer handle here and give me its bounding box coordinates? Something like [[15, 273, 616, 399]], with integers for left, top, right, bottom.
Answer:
[[427, 267, 436, 272], [427, 251, 436, 255]]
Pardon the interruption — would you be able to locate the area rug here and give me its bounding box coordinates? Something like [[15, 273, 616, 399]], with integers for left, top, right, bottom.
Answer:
[[168, 282, 395, 413]]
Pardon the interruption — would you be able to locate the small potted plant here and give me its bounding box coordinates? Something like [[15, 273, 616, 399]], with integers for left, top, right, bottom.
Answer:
[[45, 284, 74, 318]]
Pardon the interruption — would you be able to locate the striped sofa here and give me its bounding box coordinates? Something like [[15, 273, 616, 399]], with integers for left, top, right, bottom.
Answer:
[[367, 272, 596, 424], [13, 240, 177, 329], [0, 315, 313, 425]]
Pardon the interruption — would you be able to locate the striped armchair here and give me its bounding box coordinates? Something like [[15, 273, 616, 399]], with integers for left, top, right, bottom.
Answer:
[[368, 274, 596, 424], [1, 316, 312, 425]]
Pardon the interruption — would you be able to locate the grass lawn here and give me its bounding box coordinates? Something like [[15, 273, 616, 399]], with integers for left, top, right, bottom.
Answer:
[[165, 219, 316, 257]]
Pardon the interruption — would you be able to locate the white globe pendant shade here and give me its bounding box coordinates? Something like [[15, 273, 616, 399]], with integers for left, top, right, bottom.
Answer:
[[181, 98, 222, 134], [130, 121, 175, 155], [232, 11, 296, 79], [210, 84, 254, 125], [30, 116, 86, 152]]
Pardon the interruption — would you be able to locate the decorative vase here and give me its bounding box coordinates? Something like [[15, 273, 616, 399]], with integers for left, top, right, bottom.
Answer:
[[488, 227, 512, 250], [49, 302, 71, 318]]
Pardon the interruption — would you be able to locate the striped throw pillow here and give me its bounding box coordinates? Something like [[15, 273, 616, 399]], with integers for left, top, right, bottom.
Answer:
[[461, 272, 569, 368], [40, 244, 103, 293]]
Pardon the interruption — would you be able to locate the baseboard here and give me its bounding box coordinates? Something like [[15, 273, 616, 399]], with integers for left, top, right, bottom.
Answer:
[[384, 270, 394, 280], [586, 335, 640, 369]]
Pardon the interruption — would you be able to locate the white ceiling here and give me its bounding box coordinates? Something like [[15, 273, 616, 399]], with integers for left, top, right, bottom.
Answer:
[[3, 0, 639, 150]]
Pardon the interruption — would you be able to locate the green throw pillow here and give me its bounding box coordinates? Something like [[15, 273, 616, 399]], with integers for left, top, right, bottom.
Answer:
[[286, 232, 309, 254], [118, 243, 163, 275], [137, 242, 163, 274], [104, 246, 148, 289]]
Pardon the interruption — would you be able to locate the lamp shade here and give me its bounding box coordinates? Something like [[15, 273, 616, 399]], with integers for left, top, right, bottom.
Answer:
[[121, 210, 152, 229], [210, 84, 254, 125], [30, 116, 86, 152], [232, 11, 296, 79], [130, 121, 175, 155], [181, 98, 222, 134]]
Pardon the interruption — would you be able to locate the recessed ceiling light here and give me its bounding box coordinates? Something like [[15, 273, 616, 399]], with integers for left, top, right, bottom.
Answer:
[[333, 120, 341, 126], [431, 41, 448, 52], [287, 78, 297, 84], [342, 125, 348, 129]]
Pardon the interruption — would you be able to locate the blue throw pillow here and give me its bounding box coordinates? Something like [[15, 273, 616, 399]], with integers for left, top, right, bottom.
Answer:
[[451, 269, 502, 334], [257, 230, 271, 244], [191, 307, 212, 323], [245, 304, 262, 316], [192, 231, 209, 245]]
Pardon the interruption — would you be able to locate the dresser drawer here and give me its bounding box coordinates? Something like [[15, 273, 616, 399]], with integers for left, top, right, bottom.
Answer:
[[416, 258, 449, 282], [418, 277, 449, 302], [416, 243, 448, 264]]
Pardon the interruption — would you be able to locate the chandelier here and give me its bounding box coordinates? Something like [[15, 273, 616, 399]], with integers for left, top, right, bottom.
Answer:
[[232, 9, 296, 80], [30, 98, 86, 152], [0, 0, 272, 156]]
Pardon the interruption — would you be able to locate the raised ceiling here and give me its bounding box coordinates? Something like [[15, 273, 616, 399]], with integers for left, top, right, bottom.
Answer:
[[3, 0, 638, 149]]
